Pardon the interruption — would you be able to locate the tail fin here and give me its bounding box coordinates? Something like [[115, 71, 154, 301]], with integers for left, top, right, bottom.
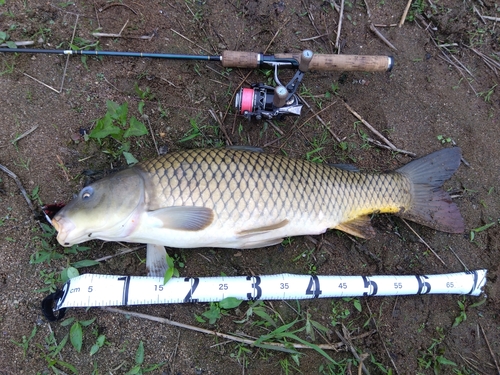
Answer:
[[396, 147, 464, 233]]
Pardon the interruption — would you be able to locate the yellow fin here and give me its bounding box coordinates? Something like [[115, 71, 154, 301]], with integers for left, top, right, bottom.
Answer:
[[335, 216, 376, 239], [238, 219, 289, 236]]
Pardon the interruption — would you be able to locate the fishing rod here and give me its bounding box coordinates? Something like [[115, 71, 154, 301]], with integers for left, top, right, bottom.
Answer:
[[0, 47, 393, 120]]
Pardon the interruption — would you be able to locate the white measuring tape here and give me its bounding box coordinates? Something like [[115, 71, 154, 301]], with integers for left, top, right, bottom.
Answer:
[[42, 270, 487, 320]]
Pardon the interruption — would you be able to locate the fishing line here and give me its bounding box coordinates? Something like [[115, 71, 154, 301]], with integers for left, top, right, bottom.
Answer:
[[42, 270, 487, 321]]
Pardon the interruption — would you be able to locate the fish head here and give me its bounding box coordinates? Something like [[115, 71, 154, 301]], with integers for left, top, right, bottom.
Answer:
[[52, 168, 146, 246]]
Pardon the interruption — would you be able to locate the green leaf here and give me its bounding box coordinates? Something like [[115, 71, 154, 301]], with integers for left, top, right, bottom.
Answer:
[[125, 364, 142, 375], [219, 297, 242, 310], [163, 266, 174, 284], [70, 322, 83, 352], [89, 114, 121, 140], [353, 299, 362, 312], [66, 266, 79, 279], [71, 259, 100, 268], [109, 101, 128, 126], [6, 41, 17, 49], [123, 151, 139, 165], [135, 341, 145, 365], [124, 116, 148, 138], [0, 31, 7, 43], [60, 317, 75, 327], [436, 356, 457, 366], [96, 334, 106, 346], [90, 343, 100, 356], [138, 101, 145, 115], [79, 318, 96, 327]]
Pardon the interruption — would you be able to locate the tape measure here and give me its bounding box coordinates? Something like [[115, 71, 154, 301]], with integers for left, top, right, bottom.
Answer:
[[42, 270, 487, 321]]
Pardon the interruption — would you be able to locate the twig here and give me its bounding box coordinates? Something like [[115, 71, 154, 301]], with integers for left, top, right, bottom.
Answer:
[[401, 219, 446, 266], [0, 41, 34, 47], [479, 323, 500, 375], [447, 246, 468, 270], [2, 124, 40, 148], [99, 2, 137, 14], [56, 155, 71, 182], [300, 33, 329, 42], [209, 109, 233, 146], [335, 0, 345, 50], [0, 163, 35, 213], [365, 136, 416, 156], [366, 302, 400, 375], [399, 0, 413, 27], [94, 245, 145, 262], [102, 307, 364, 351], [482, 15, 500, 22], [336, 325, 370, 375], [369, 23, 397, 50], [473, 5, 487, 24], [170, 28, 212, 54], [343, 102, 400, 151], [298, 94, 341, 142], [144, 115, 160, 156], [92, 19, 129, 38]]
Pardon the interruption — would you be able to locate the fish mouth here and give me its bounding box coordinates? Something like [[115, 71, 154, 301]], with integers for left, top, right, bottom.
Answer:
[[51, 216, 76, 247]]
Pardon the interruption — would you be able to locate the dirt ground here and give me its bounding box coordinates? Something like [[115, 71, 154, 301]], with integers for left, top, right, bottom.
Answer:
[[1, 0, 499, 374]]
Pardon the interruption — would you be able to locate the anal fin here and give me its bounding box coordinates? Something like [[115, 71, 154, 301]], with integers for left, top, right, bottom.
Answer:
[[335, 216, 376, 239], [146, 243, 169, 277]]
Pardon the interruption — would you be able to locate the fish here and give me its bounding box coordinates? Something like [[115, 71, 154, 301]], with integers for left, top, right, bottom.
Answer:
[[52, 147, 464, 276]]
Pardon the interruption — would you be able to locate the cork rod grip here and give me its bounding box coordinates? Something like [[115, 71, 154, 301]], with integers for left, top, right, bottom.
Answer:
[[221, 51, 260, 68], [274, 53, 393, 72]]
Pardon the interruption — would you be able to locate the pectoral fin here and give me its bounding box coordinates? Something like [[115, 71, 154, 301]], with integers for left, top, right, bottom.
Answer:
[[335, 216, 376, 239], [146, 243, 169, 277], [149, 206, 214, 231]]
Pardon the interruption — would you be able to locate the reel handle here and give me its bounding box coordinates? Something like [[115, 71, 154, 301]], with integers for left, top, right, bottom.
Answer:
[[221, 51, 393, 72]]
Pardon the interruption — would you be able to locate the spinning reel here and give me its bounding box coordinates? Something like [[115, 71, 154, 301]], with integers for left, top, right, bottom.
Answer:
[[234, 50, 313, 121]]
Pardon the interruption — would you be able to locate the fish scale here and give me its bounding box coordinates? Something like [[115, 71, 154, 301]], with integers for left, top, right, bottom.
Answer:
[[138, 148, 411, 232]]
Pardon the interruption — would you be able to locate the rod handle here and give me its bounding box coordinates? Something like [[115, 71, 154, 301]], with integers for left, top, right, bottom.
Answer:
[[221, 51, 260, 68], [275, 53, 393, 72]]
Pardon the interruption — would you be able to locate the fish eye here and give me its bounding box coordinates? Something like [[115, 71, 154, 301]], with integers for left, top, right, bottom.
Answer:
[[81, 186, 94, 200]]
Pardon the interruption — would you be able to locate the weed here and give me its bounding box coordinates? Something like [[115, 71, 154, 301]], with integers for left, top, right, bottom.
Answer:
[[88, 100, 148, 164], [125, 340, 166, 374], [11, 324, 37, 358], [470, 221, 496, 242], [437, 134, 453, 144], [178, 116, 224, 148], [195, 297, 242, 325], [477, 84, 497, 103], [60, 316, 97, 353], [452, 297, 486, 328], [406, 0, 425, 22], [452, 298, 467, 327], [37, 331, 78, 374], [70, 37, 100, 70], [90, 327, 108, 356], [417, 327, 457, 373], [230, 343, 252, 368], [30, 185, 42, 205], [163, 252, 181, 284], [0, 30, 16, 48]]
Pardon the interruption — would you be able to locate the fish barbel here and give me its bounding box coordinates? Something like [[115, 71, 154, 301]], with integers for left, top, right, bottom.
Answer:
[[52, 147, 464, 275]]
